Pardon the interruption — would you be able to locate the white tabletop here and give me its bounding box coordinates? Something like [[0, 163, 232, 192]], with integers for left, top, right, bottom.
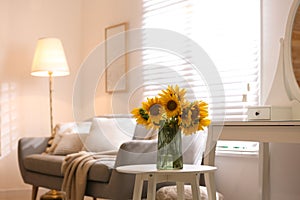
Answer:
[[116, 164, 217, 174], [212, 120, 300, 126]]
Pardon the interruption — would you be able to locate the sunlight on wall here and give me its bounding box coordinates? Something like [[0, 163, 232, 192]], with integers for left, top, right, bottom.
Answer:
[[0, 82, 18, 158]]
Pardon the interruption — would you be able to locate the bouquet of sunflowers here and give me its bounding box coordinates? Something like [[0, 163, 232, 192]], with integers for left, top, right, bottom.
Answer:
[[131, 85, 210, 169], [131, 85, 211, 136]]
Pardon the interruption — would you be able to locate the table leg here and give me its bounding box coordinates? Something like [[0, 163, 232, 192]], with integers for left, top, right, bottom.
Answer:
[[259, 142, 270, 200], [204, 172, 216, 200], [204, 144, 217, 200], [133, 174, 143, 200], [190, 173, 201, 200], [147, 173, 157, 200], [176, 182, 184, 200]]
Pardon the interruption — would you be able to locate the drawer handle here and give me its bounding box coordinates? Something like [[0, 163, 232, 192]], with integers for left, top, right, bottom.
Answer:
[[255, 111, 260, 116]]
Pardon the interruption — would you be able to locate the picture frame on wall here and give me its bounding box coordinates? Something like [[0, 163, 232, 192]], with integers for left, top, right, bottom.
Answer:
[[105, 22, 128, 93]]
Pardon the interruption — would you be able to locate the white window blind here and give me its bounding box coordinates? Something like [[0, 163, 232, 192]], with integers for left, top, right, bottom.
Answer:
[[142, 0, 261, 121], [141, 0, 261, 153]]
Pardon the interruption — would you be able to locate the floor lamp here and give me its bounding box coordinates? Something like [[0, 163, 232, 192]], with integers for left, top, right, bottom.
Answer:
[[31, 37, 69, 200], [31, 37, 70, 137]]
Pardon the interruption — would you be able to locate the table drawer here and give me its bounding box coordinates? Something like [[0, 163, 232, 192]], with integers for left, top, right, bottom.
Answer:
[[247, 106, 271, 120]]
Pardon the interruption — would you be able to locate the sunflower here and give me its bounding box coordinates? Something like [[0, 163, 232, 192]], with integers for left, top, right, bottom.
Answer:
[[165, 85, 186, 103], [130, 107, 151, 128], [159, 88, 181, 118], [142, 97, 163, 128], [181, 101, 203, 135]]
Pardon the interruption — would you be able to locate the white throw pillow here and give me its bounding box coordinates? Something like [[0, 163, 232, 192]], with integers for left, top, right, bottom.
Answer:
[[46, 122, 92, 154], [52, 133, 87, 155], [82, 117, 135, 152]]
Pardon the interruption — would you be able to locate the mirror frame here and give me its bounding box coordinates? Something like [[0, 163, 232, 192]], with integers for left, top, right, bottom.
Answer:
[[284, 0, 300, 101], [105, 22, 128, 93]]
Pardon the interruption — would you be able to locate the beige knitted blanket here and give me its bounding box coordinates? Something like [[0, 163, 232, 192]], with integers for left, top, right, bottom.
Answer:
[[61, 151, 117, 200]]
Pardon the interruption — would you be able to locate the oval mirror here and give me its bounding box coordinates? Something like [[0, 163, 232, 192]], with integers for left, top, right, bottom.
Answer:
[[292, 5, 300, 87], [283, 0, 300, 102]]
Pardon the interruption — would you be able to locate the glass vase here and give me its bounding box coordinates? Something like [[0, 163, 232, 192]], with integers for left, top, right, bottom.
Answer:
[[156, 124, 183, 170]]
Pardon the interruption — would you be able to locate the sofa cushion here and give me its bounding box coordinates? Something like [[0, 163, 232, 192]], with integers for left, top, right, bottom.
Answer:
[[24, 154, 65, 177], [24, 154, 115, 183], [87, 158, 115, 182]]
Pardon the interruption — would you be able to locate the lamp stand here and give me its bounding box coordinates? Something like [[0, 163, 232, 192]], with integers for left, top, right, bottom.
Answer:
[[41, 73, 67, 199], [48, 71, 54, 137], [40, 189, 66, 200]]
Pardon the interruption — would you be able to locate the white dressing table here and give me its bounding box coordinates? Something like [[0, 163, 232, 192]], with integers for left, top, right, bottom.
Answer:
[[204, 121, 300, 200]]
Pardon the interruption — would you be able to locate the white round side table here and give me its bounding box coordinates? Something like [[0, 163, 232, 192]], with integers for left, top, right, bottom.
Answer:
[[116, 164, 217, 200]]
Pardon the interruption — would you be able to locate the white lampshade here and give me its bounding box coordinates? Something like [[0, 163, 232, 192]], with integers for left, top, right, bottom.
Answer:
[[31, 37, 70, 77]]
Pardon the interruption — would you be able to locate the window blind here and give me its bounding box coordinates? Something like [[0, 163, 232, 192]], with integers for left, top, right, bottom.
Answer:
[[141, 0, 261, 121]]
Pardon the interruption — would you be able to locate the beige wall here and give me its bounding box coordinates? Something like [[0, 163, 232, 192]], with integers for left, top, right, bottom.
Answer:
[[0, 0, 143, 192], [0, 0, 83, 191], [80, 0, 143, 119]]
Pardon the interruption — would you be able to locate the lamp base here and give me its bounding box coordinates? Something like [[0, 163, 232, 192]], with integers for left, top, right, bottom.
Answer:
[[40, 190, 66, 200]]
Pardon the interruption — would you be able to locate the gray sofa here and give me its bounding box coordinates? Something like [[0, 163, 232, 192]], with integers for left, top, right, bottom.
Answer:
[[18, 136, 158, 200], [18, 116, 207, 200]]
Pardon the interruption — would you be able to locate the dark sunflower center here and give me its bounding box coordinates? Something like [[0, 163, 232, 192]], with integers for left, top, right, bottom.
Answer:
[[167, 100, 177, 111], [191, 107, 199, 119], [139, 108, 149, 120], [149, 104, 160, 116], [181, 109, 188, 119]]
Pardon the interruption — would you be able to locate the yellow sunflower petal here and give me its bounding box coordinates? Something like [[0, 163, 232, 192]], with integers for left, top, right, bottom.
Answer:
[[200, 110, 208, 118], [167, 85, 186, 103], [199, 118, 211, 127], [199, 100, 208, 107]]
